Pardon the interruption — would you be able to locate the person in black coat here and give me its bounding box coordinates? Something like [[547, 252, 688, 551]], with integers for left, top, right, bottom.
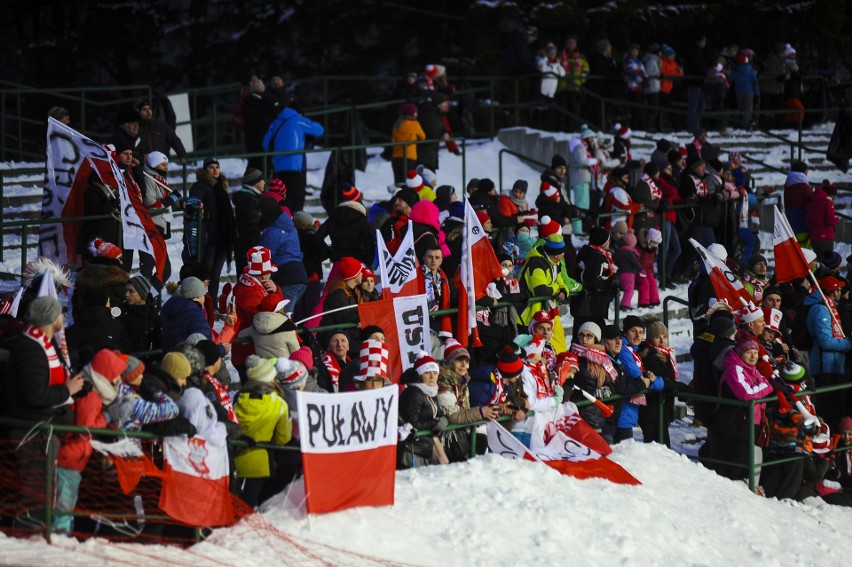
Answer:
[[77, 171, 121, 261], [188, 157, 237, 302], [535, 181, 578, 228], [73, 258, 129, 320], [135, 100, 188, 163], [65, 288, 127, 365], [570, 226, 618, 339], [123, 274, 161, 356], [398, 354, 446, 469], [316, 192, 375, 266], [241, 77, 277, 170], [231, 168, 266, 275]]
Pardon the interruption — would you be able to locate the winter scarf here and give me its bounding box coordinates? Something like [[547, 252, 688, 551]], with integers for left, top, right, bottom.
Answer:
[[590, 244, 616, 278], [23, 325, 69, 387], [647, 343, 679, 381], [410, 382, 439, 398]]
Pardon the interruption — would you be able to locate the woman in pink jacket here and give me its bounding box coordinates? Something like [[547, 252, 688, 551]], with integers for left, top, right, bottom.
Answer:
[[805, 180, 840, 259], [706, 333, 773, 482]]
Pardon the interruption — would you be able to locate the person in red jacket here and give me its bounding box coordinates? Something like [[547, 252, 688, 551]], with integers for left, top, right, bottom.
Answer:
[[54, 349, 127, 533], [657, 161, 686, 287], [805, 180, 840, 259], [232, 246, 284, 381]]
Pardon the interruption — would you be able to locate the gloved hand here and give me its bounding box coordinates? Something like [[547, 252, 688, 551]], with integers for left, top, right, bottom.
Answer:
[[161, 193, 180, 208], [553, 385, 565, 402], [138, 378, 162, 401], [398, 423, 414, 442], [432, 416, 449, 434], [237, 435, 257, 448]]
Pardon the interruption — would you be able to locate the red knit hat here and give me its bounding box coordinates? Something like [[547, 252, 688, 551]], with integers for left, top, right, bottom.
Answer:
[[539, 215, 561, 238], [89, 238, 122, 260], [541, 182, 559, 201], [476, 209, 491, 226], [340, 183, 363, 203], [614, 122, 631, 140], [406, 170, 424, 191], [528, 310, 554, 333], [340, 257, 363, 280], [557, 351, 580, 372], [496, 345, 523, 378], [736, 53, 748, 64], [424, 64, 440, 78], [442, 338, 470, 365], [288, 346, 315, 372], [413, 351, 440, 375], [268, 178, 286, 198], [361, 267, 376, 281]]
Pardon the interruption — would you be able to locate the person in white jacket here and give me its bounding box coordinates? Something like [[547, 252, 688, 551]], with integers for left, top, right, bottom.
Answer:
[[568, 125, 600, 234], [537, 43, 566, 100]]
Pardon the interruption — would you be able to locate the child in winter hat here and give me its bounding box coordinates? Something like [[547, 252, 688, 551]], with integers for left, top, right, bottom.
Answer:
[[275, 358, 309, 390], [245, 354, 278, 384]]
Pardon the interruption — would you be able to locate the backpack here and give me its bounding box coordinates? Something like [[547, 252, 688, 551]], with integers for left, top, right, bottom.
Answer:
[[182, 197, 205, 261]]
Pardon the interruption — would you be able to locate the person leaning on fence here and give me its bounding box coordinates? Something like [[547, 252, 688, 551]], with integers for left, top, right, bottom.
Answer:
[[518, 232, 571, 352], [615, 316, 662, 443], [638, 316, 687, 447], [571, 226, 618, 342], [398, 352, 451, 469]]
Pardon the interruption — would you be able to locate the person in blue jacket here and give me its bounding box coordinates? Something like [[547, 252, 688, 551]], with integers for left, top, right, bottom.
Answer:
[[615, 315, 663, 443], [257, 196, 308, 310], [160, 277, 212, 351], [262, 106, 324, 213], [805, 277, 852, 431], [730, 53, 760, 129]]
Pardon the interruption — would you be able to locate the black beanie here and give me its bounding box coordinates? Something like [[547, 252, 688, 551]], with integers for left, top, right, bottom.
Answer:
[[656, 139, 672, 153], [359, 325, 385, 343], [589, 226, 610, 247], [643, 162, 660, 177], [395, 186, 420, 208], [551, 154, 568, 168], [195, 340, 222, 367], [477, 178, 496, 193]]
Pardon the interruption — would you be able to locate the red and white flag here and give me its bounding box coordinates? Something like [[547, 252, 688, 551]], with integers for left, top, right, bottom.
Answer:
[[772, 205, 811, 283], [297, 388, 398, 514], [486, 416, 640, 485], [689, 238, 751, 308], [377, 221, 424, 298], [159, 419, 235, 527], [43, 118, 167, 277], [457, 201, 503, 348], [359, 293, 431, 381]]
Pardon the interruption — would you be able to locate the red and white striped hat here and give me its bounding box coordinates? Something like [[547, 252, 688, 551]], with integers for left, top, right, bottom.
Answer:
[[406, 170, 425, 191], [414, 351, 440, 375], [539, 215, 561, 238], [614, 122, 632, 139], [739, 301, 763, 325], [358, 339, 388, 380], [246, 246, 278, 275], [424, 64, 440, 78], [89, 238, 122, 260], [762, 307, 782, 335], [524, 333, 546, 357], [542, 182, 559, 201]]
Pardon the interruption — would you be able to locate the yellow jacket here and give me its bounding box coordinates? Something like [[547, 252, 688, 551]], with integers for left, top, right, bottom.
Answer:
[[392, 118, 426, 160], [233, 381, 292, 478]]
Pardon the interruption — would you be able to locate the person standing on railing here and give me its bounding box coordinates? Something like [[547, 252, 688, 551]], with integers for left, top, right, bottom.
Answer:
[[731, 53, 760, 129], [263, 105, 324, 213], [682, 35, 708, 133]]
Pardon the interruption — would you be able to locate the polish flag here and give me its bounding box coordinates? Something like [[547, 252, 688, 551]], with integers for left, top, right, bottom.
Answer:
[[689, 238, 752, 308], [297, 388, 398, 514], [772, 205, 811, 283], [486, 418, 640, 485], [358, 293, 431, 382], [457, 201, 504, 348], [159, 422, 235, 526], [376, 221, 424, 298]]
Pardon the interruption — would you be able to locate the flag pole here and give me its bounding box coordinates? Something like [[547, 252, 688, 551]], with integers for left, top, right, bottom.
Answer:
[[293, 304, 360, 327], [806, 271, 846, 338]]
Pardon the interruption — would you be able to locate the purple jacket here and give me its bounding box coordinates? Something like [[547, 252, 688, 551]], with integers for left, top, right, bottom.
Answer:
[[720, 350, 772, 424]]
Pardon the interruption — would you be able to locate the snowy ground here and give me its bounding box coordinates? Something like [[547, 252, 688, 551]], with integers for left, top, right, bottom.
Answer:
[[2, 439, 850, 567]]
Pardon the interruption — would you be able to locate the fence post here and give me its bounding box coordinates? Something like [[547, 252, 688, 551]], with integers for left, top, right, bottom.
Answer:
[[461, 139, 467, 191], [20, 224, 28, 285], [44, 434, 56, 540], [657, 386, 665, 444], [195, 213, 204, 263], [0, 173, 4, 263], [660, 217, 667, 289], [469, 425, 477, 458], [748, 399, 756, 492]]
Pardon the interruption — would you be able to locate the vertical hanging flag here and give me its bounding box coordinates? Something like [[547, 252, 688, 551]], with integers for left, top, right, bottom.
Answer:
[[297, 388, 398, 514], [689, 238, 752, 308], [457, 201, 504, 348], [358, 293, 431, 381], [772, 205, 811, 283], [376, 221, 423, 298]]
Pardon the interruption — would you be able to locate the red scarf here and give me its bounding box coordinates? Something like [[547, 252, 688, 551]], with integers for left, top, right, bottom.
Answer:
[[690, 175, 707, 197], [24, 325, 69, 387], [543, 344, 557, 377], [488, 371, 506, 406], [205, 372, 237, 423], [741, 272, 768, 303], [589, 244, 615, 278], [625, 345, 647, 406], [582, 139, 601, 181], [648, 343, 679, 381], [322, 353, 348, 392], [570, 343, 617, 379], [526, 361, 554, 398], [238, 271, 268, 294], [826, 296, 845, 339], [641, 173, 662, 201]]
